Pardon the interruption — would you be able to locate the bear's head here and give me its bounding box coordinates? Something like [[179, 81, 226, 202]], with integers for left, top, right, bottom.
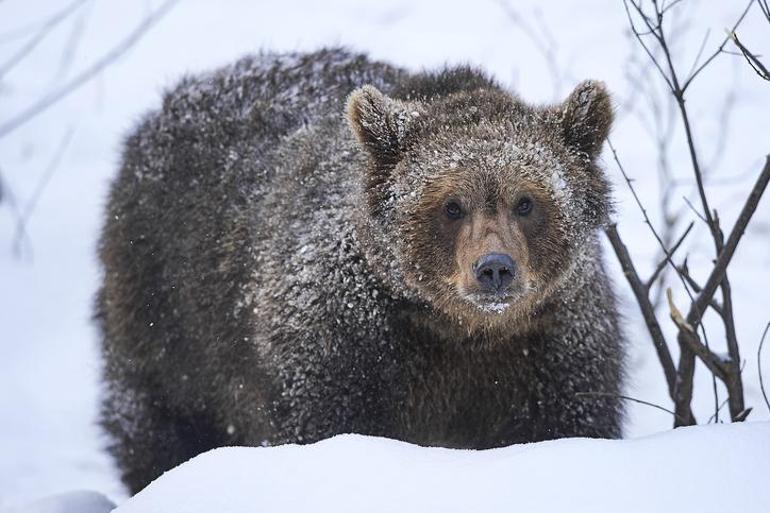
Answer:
[[347, 77, 613, 333]]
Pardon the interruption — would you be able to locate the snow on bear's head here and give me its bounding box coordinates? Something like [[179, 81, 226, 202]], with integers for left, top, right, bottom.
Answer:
[[347, 78, 614, 333]]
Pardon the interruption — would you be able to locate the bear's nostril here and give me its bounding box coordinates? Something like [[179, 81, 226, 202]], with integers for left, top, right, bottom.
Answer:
[[474, 253, 516, 292]]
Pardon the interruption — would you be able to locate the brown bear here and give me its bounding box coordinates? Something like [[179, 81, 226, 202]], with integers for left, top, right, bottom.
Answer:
[[96, 48, 625, 493]]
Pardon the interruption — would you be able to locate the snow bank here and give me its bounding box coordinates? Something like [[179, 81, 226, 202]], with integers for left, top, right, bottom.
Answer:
[[116, 423, 770, 513]]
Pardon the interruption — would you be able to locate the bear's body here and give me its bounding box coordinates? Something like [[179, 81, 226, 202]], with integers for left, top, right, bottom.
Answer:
[[97, 48, 625, 493]]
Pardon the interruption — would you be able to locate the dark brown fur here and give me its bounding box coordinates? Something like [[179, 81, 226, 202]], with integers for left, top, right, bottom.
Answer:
[[97, 48, 625, 494]]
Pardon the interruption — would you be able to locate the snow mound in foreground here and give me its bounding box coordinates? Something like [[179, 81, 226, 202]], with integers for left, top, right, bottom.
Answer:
[[117, 423, 770, 513]]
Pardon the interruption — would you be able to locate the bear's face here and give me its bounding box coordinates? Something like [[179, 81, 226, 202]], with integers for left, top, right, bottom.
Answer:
[[347, 81, 613, 327]]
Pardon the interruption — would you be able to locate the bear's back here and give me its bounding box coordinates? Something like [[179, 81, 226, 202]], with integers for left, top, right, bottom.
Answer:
[[121, 49, 403, 192]]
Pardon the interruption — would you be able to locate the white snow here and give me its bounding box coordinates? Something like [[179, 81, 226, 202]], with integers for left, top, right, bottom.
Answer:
[[477, 301, 511, 313], [113, 424, 770, 513], [2, 491, 114, 513], [1, 0, 769, 510]]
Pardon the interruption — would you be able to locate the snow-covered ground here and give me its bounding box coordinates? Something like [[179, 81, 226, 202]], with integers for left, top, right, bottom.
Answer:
[[121, 424, 770, 513], [1, 0, 768, 510]]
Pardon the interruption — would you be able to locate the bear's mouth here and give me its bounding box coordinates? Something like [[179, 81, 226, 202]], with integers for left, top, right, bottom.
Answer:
[[464, 291, 518, 314], [460, 276, 536, 314]]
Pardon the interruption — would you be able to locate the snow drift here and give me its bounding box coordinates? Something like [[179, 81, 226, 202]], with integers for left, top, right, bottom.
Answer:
[[114, 422, 770, 513]]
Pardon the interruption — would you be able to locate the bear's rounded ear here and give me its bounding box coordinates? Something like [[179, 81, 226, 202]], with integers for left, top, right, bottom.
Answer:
[[559, 80, 613, 157], [346, 85, 421, 166]]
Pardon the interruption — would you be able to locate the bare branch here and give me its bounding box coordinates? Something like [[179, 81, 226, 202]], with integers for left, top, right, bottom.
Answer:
[[631, 1, 753, 259], [666, 288, 728, 380], [606, 224, 677, 397], [0, 0, 180, 139], [0, 0, 88, 81], [622, 0, 675, 91], [760, 0, 770, 20], [673, 157, 770, 422], [687, 157, 770, 326], [682, 0, 755, 91], [607, 139, 695, 300], [619, 0, 764, 427]]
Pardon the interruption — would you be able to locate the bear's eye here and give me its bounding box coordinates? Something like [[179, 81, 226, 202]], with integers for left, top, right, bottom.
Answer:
[[516, 197, 534, 216], [445, 201, 464, 220]]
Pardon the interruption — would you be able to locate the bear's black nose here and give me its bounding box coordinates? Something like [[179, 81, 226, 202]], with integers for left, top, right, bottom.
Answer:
[[474, 253, 516, 292]]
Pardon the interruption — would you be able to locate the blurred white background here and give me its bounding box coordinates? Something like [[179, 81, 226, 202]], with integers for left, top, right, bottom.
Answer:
[[1, 0, 768, 508]]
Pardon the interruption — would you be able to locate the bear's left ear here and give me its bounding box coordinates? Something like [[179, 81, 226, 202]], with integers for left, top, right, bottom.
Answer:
[[346, 85, 422, 167], [559, 80, 613, 157]]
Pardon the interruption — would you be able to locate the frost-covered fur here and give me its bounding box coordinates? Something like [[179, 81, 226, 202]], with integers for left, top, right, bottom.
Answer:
[[96, 48, 625, 494]]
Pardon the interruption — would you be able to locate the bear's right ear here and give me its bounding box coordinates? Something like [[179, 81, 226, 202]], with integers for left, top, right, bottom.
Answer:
[[559, 80, 614, 158], [346, 85, 421, 167]]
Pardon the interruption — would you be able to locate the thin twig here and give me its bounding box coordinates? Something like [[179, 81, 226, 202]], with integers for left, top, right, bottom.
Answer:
[[707, 397, 729, 423], [576, 391, 688, 424], [685, 28, 712, 80], [705, 83, 738, 176], [678, 260, 724, 317], [682, 196, 707, 224], [0, 165, 31, 254], [496, 0, 569, 100], [12, 127, 76, 256], [730, 30, 770, 81], [661, 0, 686, 15], [759, 321, 770, 414], [52, 1, 92, 83], [646, 221, 694, 288]]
